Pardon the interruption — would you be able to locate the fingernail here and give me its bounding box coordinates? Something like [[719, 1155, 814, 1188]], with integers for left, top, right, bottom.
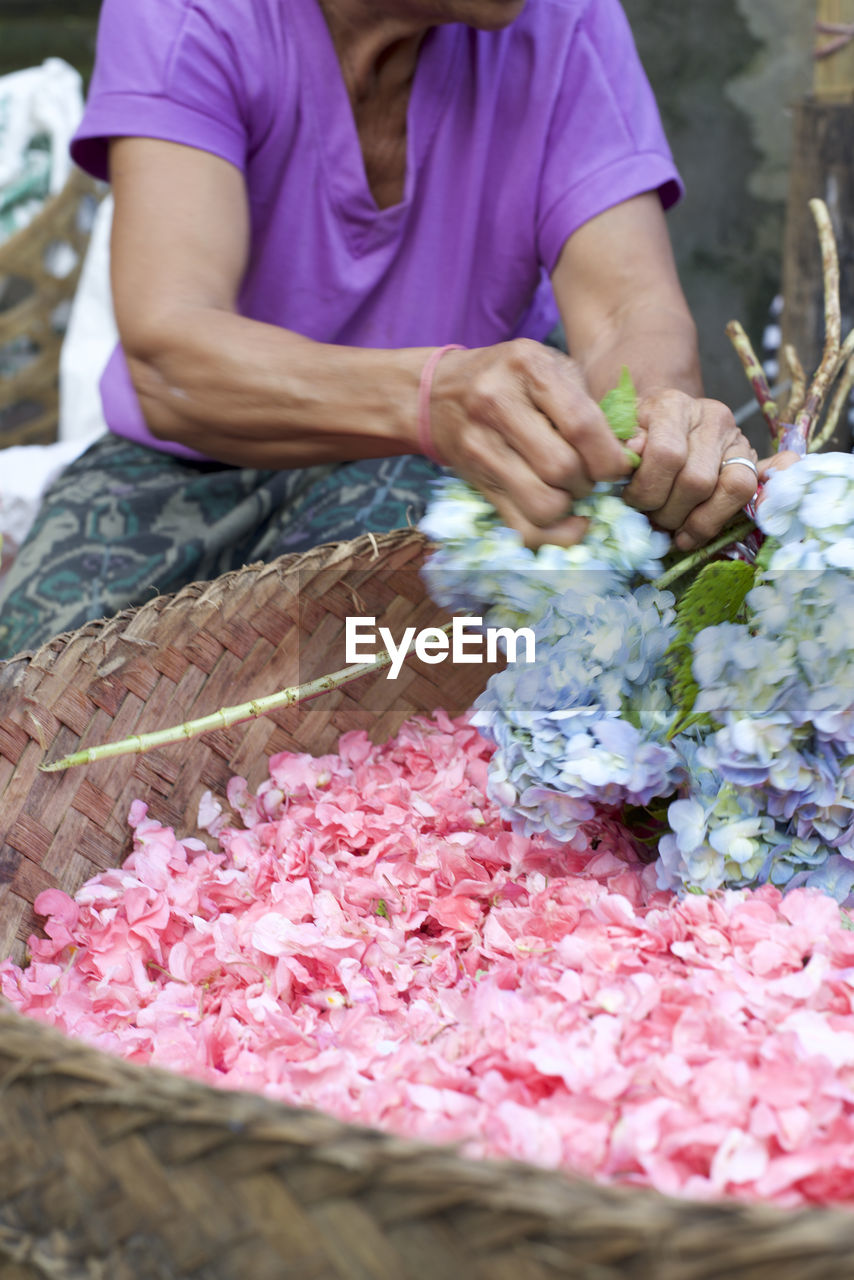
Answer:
[[675, 532, 696, 551]]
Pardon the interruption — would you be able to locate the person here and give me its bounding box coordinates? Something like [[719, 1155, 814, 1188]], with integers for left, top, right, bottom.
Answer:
[[0, 0, 761, 659]]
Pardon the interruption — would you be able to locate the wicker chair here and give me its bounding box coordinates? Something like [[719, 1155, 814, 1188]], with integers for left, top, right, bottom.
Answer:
[[0, 165, 100, 448]]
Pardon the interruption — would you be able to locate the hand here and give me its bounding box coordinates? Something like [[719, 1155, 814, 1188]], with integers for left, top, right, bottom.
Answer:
[[430, 339, 631, 547], [620, 389, 759, 549], [758, 450, 801, 479]]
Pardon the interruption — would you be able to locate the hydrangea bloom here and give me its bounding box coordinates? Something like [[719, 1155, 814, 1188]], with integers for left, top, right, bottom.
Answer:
[[421, 454, 854, 904], [757, 453, 854, 570], [469, 586, 682, 844], [684, 562, 854, 891], [420, 475, 670, 637]]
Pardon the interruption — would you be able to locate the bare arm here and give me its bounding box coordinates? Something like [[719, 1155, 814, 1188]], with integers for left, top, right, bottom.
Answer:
[[109, 135, 629, 541], [109, 137, 426, 466], [113, 142, 755, 550], [551, 192, 759, 549]]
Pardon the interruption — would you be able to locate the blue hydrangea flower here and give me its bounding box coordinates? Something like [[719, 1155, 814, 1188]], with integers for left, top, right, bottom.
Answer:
[[420, 475, 669, 636], [420, 456, 854, 906], [757, 453, 854, 569]]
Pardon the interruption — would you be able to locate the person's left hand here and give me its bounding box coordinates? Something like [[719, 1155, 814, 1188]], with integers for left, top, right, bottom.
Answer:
[[620, 388, 759, 549]]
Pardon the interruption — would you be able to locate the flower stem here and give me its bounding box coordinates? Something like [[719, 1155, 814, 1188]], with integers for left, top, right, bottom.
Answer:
[[40, 622, 453, 772], [652, 517, 755, 591], [782, 343, 807, 423], [812, 350, 854, 451], [792, 199, 844, 448], [725, 320, 780, 442]]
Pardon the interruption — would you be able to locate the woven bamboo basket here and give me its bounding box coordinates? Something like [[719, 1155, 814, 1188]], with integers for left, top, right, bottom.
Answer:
[[0, 165, 99, 448], [2, 528, 854, 1280]]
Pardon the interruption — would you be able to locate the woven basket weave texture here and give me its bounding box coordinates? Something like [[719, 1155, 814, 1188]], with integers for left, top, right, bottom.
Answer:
[[0, 165, 99, 448], [2, 529, 854, 1279]]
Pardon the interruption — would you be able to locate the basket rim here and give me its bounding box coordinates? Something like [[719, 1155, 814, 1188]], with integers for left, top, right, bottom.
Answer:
[[0, 525, 431, 669], [2, 1000, 850, 1244]]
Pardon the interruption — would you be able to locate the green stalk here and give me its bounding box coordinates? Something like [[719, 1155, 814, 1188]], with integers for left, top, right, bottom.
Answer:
[[791, 200, 845, 450], [782, 343, 807, 423], [811, 350, 854, 452], [725, 320, 780, 441], [652, 517, 755, 592], [41, 623, 453, 773]]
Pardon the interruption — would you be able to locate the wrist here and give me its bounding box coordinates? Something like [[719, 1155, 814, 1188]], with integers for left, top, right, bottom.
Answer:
[[417, 345, 468, 463], [579, 327, 703, 404], [295, 344, 431, 456]]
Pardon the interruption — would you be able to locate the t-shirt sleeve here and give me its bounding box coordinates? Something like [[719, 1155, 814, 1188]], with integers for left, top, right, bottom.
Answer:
[[537, 0, 683, 273], [71, 0, 250, 181]]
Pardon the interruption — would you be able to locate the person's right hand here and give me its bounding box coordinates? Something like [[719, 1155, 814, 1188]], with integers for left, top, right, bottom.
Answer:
[[428, 339, 632, 547]]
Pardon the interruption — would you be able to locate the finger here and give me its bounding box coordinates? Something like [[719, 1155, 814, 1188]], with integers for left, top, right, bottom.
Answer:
[[625, 394, 756, 535], [527, 348, 630, 482], [639, 410, 724, 532], [482, 398, 597, 500], [673, 454, 759, 550], [458, 421, 588, 529], [758, 450, 800, 479], [488, 490, 591, 549], [621, 391, 693, 514], [434, 342, 600, 498]]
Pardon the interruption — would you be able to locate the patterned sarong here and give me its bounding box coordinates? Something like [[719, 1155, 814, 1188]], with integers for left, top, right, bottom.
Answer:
[[0, 434, 442, 657]]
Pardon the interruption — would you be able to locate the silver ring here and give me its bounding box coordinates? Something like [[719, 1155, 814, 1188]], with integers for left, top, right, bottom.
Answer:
[[720, 456, 759, 479]]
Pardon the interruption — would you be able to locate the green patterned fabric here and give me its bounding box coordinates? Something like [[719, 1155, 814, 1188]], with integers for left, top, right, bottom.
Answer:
[[0, 434, 443, 658]]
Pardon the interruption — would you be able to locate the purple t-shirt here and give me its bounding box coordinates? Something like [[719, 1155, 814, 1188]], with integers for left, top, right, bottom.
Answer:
[[71, 0, 682, 458]]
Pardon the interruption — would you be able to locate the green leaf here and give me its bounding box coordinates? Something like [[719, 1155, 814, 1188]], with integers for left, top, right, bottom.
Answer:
[[599, 366, 638, 441], [667, 558, 756, 736]]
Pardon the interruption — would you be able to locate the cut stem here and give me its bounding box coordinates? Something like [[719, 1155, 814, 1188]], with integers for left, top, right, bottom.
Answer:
[[791, 327, 854, 452], [725, 321, 780, 440], [792, 199, 843, 447], [812, 350, 854, 451], [814, 196, 841, 354], [653, 517, 755, 592], [782, 343, 807, 422], [41, 623, 453, 772]]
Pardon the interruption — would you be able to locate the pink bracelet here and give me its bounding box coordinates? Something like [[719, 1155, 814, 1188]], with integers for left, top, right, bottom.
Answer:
[[417, 344, 466, 464]]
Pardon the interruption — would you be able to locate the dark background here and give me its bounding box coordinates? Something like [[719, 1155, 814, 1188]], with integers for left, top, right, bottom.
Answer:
[[0, 1, 99, 82]]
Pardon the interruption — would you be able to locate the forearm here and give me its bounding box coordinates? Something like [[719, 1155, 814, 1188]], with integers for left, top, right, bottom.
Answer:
[[124, 306, 426, 467], [576, 301, 704, 404], [551, 196, 758, 546], [552, 193, 706, 406]]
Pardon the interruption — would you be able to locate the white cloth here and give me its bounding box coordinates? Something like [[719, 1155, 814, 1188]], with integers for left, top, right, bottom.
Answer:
[[0, 58, 109, 575], [59, 194, 115, 441], [0, 58, 84, 240], [0, 57, 82, 194]]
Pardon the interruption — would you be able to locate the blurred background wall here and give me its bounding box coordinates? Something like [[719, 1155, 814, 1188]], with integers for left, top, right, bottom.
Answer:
[[625, 0, 814, 431], [0, 1, 99, 82], [0, 0, 817, 435]]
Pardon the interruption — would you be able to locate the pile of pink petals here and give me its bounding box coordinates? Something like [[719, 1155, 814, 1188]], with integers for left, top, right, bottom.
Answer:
[[5, 710, 854, 1206]]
